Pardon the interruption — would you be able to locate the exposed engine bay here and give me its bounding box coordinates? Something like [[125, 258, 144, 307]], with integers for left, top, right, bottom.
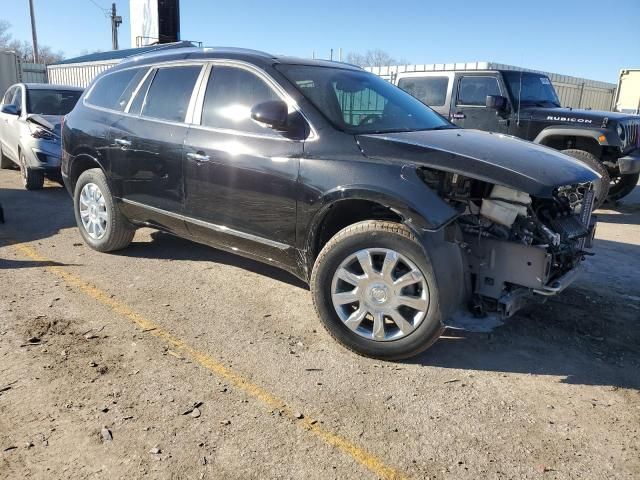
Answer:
[[419, 168, 597, 317]]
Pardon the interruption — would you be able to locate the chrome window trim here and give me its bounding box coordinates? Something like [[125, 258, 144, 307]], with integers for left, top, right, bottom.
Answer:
[[120, 198, 291, 250], [81, 57, 318, 141], [455, 74, 504, 108], [192, 59, 318, 142], [123, 67, 155, 113]]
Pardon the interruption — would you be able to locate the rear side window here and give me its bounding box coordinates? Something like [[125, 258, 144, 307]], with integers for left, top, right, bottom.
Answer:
[[200, 66, 280, 133], [457, 76, 500, 106], [398, 76, 449, 107], [87, 68, 143, 111], [141, 65, 202, 122]]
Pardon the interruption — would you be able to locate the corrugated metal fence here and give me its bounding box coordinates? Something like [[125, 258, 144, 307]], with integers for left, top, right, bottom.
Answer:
[[47, 60, 118, 88], [367, 62, 616, 111], [20, 62, 48, 83]]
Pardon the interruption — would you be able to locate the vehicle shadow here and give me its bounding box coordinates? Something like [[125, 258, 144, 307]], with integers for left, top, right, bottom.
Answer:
[[412, 279, 640, 390], [120, 230, 308, 290], [0, 183, 77, 248]]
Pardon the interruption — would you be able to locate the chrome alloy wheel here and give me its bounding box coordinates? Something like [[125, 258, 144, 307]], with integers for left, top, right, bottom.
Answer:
[[79, 182, 108, 239], [330, 248, 429, 341]]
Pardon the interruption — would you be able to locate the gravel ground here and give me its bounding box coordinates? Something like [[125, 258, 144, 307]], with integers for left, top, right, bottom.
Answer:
[[1, 169, 639, 479]]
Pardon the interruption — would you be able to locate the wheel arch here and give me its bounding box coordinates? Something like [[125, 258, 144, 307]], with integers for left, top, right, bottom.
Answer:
[[533, 127, 616, 158], [66, 149, 108, 194], [303, 184, 458, 273]]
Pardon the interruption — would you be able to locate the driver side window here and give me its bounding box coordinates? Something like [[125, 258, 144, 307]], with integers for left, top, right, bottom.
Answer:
[[334, 83, 387, 126]]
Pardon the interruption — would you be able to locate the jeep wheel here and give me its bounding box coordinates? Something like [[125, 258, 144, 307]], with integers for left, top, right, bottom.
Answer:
[[74, 168, 135, 252], [608, 172, 639, 203], [311, 220, 444, 360], [561, 149, 609, 210], [20, 152, 44, 190]]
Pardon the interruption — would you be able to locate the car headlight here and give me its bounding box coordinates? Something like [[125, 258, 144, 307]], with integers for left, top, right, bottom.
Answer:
[[27, 122, 57, 141], [616, 123, 626, 140]]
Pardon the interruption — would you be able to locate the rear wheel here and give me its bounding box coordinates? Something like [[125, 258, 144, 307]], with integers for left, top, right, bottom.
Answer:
[[19, 152, 44, 190], [608, 172, 639, 202], [561, 149, 609, 209], [311, 220, 444, 360], [74, 168, 135, 252]]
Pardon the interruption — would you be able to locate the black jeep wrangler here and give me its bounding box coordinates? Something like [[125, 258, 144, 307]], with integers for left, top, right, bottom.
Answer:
[[62, 48, 598, 359], [396, 69, 640, 206]]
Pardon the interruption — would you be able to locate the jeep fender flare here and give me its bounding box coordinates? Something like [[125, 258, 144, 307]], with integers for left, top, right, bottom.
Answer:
[[533, 126, 620, 148]]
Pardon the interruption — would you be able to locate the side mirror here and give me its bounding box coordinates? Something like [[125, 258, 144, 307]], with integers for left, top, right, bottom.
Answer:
[[251, 100, 288, 130], [1, 104, 20, 116], [486, 95, 507, 111]]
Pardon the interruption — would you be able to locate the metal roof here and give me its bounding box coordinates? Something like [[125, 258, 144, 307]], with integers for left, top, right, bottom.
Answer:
[[51, 41, 198, 66]]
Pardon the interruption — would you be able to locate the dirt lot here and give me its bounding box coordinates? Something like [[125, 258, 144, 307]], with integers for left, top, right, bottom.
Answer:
[[1, 168, 639, 479]]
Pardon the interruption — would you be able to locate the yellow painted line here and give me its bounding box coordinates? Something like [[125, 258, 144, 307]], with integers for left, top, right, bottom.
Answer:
[[11, 242, 408, 480]]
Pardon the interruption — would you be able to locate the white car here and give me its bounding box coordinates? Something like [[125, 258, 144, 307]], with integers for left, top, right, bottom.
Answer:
[[0, 83, 83, 189]]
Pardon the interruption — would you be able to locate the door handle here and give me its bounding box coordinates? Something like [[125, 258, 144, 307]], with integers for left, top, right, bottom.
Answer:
[[187, 152, 210, 164], [451, 112, 466, 120], [114, 138, 132, 148]]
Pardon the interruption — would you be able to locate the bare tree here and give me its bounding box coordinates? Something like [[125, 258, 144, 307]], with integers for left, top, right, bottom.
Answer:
[[0, 19, 64, 64], [346, 49, 408, 68]]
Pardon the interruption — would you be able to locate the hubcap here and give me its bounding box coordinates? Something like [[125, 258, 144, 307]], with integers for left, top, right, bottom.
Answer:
[[331, 248, 429, 342], [79, 182, 108, 240]]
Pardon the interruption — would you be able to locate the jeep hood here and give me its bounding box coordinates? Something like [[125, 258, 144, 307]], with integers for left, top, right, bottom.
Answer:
[[524, 106, 639, 124], [356, 128, 598, 197]]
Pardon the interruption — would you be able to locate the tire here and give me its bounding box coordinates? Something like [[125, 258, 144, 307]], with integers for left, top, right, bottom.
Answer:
[[73, 168, 135, 252], [607, 172, 639, 203], [561, 149, 609, 210], [310, 220, 445, 360], [20, 152, 44, 190]]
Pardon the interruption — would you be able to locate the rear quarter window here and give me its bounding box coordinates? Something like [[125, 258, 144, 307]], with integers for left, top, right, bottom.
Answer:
[[86, 68, 145, 111], [398, 76, 449, 107]]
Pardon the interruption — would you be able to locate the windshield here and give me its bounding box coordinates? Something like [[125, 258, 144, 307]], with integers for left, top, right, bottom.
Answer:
[[26, 89, 82, 116], [503, 72, 561, 108], [276, 64, 452, 134]]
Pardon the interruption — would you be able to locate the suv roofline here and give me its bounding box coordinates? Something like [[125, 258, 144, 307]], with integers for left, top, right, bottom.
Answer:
[[115, 46, 362, 71]]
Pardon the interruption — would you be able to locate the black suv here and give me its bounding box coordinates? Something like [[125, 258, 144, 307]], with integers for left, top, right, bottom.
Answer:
[[62, 48, 598, 359], [396, 69, 640, 206]]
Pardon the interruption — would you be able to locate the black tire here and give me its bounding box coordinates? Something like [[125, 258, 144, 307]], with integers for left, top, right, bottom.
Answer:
[[73, 168, 135, 252], [608, 172, 639, 203], [310, 220, 445, 360], [20, 152, 44, 190], [561, 149, 609, 210]]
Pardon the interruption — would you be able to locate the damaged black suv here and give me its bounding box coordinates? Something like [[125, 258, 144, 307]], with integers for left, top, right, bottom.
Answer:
[[62, 48, 598, 359]]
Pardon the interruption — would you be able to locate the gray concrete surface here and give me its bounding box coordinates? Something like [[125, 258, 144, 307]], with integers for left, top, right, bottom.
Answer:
[[1, 169, 639, 479]]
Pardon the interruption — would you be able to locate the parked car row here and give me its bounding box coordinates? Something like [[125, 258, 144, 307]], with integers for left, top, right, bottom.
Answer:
[[0, 47, 616, 359]]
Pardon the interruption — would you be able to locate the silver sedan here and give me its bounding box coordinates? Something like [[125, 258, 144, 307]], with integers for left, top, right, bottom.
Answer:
[[0, 83, 83, 190]]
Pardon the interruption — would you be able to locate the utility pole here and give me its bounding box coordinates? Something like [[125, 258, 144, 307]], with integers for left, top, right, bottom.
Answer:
[[28, 0, 39, 63], [111, 3, 122, 50]]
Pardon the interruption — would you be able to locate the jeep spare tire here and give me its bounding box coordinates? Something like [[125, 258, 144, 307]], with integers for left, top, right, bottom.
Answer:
[[561, 149, 609, 210]]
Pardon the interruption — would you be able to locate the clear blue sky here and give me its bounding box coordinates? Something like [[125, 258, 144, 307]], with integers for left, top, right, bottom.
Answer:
[[4, 0, 639, 82]]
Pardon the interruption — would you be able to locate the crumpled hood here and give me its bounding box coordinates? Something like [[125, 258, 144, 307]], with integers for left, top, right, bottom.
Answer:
[[525, 106, 639, 125], [27, 114, 62, 136], [356, 128, 599, 197]]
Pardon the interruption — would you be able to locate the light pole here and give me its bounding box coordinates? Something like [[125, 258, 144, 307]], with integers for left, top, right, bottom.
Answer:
[[28, 0, 39, 63]]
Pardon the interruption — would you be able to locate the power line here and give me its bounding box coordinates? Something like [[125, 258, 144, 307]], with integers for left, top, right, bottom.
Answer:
[[87, 0, 110, 17]]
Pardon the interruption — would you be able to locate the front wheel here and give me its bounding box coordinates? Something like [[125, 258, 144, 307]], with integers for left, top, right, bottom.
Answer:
[[561, 149, 609, 209], [20, 152, 44, 190], [74, 168, 135, 252], [608, 172, 639, 202], [311, 221, 444, 360]]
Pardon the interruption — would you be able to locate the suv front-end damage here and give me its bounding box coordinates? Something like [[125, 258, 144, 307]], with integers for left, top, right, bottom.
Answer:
[[419, 168, 597, 317]]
